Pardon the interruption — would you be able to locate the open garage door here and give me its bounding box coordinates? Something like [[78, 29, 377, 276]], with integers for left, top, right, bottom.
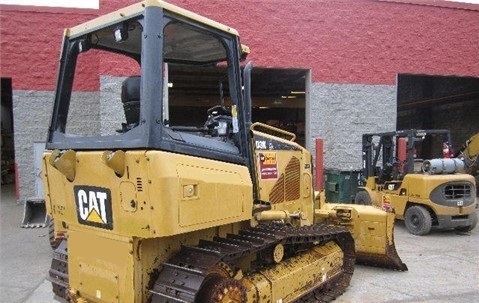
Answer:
[[167, 65, 308, 146], [1, 78, 15, 186], [250, 68, 308, 146], [397, 74, 479, 149]]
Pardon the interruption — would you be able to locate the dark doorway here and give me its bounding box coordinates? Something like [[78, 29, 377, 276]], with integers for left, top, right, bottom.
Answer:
[[167, 66, 308, 146], [250, 68, 307, 146], [1, 78, 15, 185], [397, 74, 479, 150]]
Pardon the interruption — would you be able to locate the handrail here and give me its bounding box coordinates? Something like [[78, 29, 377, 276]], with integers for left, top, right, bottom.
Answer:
[[250, 122, 296, 142]]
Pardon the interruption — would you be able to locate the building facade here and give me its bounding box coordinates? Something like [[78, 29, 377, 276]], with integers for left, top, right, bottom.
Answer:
[[1, 0, 478, 199]]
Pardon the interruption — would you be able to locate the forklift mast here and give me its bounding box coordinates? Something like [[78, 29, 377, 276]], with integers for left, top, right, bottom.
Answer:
[[361, 129, 452, 183]]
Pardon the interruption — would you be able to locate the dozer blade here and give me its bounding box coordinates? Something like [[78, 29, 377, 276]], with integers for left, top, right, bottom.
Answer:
[[324, 204, 408, 271], [21, 198, 47, 228]]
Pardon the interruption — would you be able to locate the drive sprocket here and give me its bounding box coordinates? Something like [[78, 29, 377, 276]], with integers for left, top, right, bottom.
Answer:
[[195, 273, 246, 303], [208, 278, 246, 303]]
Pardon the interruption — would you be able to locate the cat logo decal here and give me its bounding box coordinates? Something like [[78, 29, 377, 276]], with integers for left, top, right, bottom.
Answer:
[[74, 186, 113, 230]]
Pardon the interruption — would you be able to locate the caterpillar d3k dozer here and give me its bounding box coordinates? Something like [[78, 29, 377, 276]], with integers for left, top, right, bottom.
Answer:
[[42, 1, 406, 302]]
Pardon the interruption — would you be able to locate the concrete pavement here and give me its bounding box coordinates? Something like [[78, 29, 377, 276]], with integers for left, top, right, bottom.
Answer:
[[1, 184, 478, 303], [337, 220, 479, 303], [1, 185, 52, 303]]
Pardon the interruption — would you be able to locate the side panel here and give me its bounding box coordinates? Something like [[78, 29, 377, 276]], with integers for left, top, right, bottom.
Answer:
[[42, 150, 253, 238], [67, 228, 134, 302], [145, 151, 253, 234], [251, 129, 314, 224], [385, 174, 477, 218]]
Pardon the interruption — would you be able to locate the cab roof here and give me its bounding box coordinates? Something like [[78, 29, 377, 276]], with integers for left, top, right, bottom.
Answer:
[[67, 0, 239, 38]]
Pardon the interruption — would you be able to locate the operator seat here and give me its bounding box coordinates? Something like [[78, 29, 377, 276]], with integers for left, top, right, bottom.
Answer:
[[121, 76, 140, 127]]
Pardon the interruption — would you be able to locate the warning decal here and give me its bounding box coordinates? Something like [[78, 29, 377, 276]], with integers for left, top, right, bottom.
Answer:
[[382, 194, 392, 212], [259, 152, 278, 180]]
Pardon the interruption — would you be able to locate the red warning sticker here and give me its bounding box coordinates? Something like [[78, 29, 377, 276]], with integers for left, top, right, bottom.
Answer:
[[259, 152, 278, 180], [382, 194, 392, 212]]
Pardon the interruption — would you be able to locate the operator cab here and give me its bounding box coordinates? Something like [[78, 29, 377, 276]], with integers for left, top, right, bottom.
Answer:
[[47, 2, 251, 166]]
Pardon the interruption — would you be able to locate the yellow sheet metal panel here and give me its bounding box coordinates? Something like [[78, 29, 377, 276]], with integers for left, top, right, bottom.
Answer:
[[145, 151, 253, 236], [404, 173, 474, 200], [251, 128, 314, 225], [67, 228, 134, 302], [42, 152, 77, 223], [175, 162, 247, 227], [392, 174, 477, 217], [42, 150, 253, 238]]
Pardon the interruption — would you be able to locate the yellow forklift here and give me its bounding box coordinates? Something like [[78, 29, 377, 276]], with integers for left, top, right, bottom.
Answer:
[[355, 129, 477, 235]]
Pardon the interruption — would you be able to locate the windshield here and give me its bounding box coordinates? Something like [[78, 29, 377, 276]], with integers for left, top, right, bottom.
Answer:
[[78, 18, 227, 64], [164, 21, 227, 64], [50, 10, 243, 160]]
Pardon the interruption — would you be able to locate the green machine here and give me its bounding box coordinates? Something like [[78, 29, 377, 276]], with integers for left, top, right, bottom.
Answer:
[[324, 169, 361, 203]]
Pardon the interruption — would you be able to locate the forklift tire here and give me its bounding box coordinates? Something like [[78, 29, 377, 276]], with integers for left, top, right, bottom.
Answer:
[[404, 205, 432, 236], [354, 191, 372, 205], [454, 211, 477, 232]]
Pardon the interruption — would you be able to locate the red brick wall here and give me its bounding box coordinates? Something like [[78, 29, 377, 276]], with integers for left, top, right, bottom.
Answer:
[[0, 7, 96, 90], [0, 2, 136, 91], [171, 0, 479, 84], [1, 0, 478, 90]]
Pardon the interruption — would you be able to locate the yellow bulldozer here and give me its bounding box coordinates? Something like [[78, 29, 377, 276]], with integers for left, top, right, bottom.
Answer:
[[42, 1, 406, 302], [355, 129, 477, 235]]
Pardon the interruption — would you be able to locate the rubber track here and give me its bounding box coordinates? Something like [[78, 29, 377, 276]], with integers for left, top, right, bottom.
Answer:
[[150, 223, 356, 303]]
